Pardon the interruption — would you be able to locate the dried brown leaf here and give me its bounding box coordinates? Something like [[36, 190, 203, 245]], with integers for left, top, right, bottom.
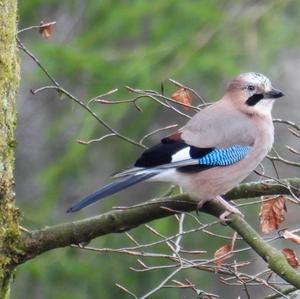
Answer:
[[214, 244, 232, 271], [39, 21, 55, 39], [171, 88, 192, 110], [282, 230, 300, 245], [282, 248, 299, 268], [259, 195, 287, 233]]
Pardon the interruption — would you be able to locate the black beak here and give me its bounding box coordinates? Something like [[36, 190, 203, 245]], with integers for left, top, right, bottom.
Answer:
[[264, 88, 284, 99]]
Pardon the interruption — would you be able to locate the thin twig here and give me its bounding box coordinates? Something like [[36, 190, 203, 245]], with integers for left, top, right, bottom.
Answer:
[[140, 267, 182, 299], [273, 119, 300, 132], [87, 88, 119, 106], [115, 283, 138, 299], [139, 124, 178, 145], [77, 133, 116, 145], [17, 21, 57, 34], [17, 37, 59, 86]]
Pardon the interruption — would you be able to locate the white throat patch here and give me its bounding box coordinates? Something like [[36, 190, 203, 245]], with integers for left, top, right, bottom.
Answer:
[[253, 98, 274, 115]]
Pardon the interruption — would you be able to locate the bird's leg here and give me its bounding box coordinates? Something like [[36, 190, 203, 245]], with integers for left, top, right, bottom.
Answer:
[[214, 195, 244, 222], [196, 196, 243, 222], [196, 198, 209, 210], [196, 198, 210, 216]]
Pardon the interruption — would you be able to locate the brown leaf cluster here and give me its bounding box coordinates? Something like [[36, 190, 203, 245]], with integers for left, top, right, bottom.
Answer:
[[213, 244, 232, 271], [259, 195, 286, 233], [282, 248, 299, 268], [171, 88, 192, 110]]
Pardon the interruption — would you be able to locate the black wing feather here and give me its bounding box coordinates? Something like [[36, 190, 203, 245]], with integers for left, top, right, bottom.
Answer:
[[176, 164, 213, 173], [134, 137, 214, 168]]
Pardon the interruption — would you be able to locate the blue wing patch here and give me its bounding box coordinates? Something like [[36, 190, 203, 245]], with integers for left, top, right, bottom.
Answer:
[[198, 145, 251, 166]]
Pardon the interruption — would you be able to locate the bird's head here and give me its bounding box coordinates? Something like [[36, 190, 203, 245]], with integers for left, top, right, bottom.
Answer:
[[226, 72, 284, 116]]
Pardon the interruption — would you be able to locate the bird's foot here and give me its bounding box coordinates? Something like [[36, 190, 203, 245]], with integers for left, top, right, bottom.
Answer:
[[214, 195, 244, 224]]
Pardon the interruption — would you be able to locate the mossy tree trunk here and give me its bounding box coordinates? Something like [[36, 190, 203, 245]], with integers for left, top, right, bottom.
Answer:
[[0, 0, 20, 298]]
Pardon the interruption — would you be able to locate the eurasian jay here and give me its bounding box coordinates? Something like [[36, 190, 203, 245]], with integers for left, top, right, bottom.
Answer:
[[67, 72, 284, 217]]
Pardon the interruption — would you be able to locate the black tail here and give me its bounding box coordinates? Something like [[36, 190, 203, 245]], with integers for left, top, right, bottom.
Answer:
[[67, 172, 156, 213]]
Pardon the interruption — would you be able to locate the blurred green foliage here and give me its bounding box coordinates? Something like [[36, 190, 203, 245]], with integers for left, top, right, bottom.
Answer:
[[14, 1, 300, 298]]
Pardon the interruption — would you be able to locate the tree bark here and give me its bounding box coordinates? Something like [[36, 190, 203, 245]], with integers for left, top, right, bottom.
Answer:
[[0, 1, 20, 298], [18, 177, 300, 265]]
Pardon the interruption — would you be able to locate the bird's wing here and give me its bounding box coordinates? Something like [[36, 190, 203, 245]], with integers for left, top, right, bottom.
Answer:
[[115, 101, 254, 177], [114, 135, 251, 177], [68, 127, 252, 213]]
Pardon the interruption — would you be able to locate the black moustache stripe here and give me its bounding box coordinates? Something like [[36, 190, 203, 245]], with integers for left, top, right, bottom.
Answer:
[[246, 93, 264, 106]]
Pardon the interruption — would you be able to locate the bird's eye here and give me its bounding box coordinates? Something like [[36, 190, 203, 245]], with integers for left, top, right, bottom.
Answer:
[[247, 85, 255, 91]]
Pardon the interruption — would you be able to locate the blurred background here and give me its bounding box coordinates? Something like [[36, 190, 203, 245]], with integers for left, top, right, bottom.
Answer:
[[14, 1, 300, 298]]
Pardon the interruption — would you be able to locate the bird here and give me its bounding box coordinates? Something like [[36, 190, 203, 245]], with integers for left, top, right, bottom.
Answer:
[[67, 72, 284, 218]]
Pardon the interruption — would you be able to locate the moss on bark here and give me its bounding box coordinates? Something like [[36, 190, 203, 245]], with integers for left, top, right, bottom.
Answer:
[[0, 0, 20, 296]]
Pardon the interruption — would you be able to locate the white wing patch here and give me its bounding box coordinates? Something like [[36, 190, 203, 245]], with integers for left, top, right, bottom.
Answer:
[[171, 147, 190, 162]]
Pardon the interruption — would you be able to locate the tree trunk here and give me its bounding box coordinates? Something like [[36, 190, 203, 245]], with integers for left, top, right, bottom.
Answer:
[[0, 0, 20, 298]]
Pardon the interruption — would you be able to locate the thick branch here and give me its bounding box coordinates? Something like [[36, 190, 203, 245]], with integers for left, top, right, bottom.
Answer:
[[19, 196, 197, 263], [225, 177, 300, 200], [17, 177, 300, 288], [19, 178, 300, 265]]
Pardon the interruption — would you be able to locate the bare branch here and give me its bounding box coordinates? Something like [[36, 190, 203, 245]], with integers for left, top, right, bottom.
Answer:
[[31, 85, 146, 149]]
